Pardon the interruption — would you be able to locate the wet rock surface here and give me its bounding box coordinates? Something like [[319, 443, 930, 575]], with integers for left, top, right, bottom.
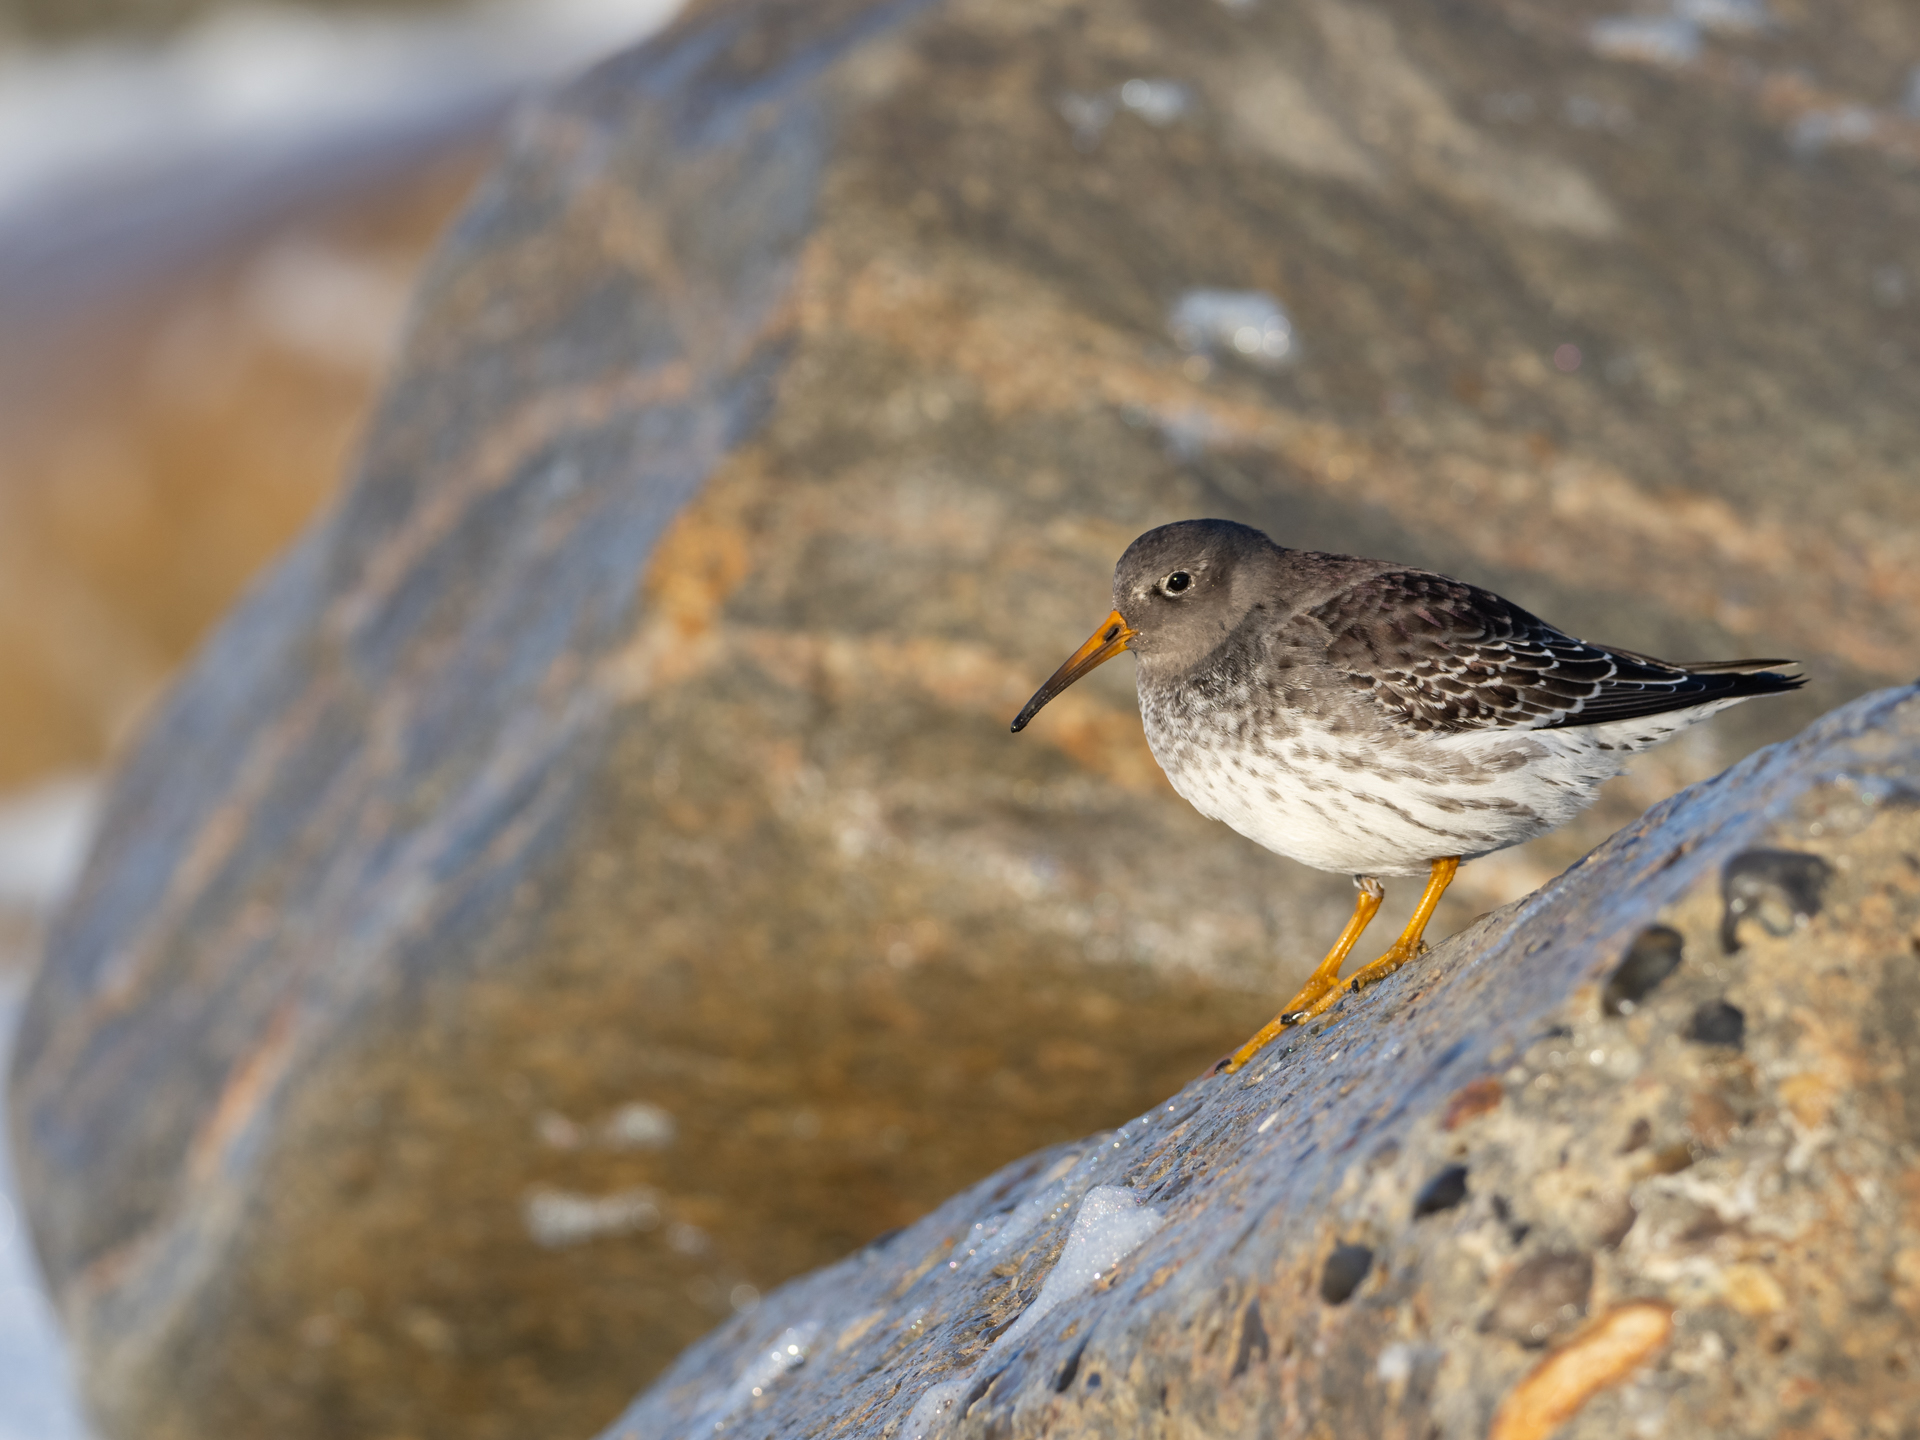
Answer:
[[614, 683, 1920, 1439], [7, 0, 1918, 1436]]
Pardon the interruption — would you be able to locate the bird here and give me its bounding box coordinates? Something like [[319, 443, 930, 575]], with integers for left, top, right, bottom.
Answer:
[[1010, 518, 1803, 1073]]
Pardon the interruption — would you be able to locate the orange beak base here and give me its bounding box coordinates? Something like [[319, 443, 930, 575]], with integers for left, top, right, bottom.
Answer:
[[1010, 610, 1137, 732]]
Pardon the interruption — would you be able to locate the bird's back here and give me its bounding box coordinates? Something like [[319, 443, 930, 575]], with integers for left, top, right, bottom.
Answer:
[[1136, 551, 1801, 876]]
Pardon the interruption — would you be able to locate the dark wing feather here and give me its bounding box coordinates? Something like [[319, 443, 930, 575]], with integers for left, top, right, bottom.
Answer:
[[1309, 571, 1802, 733]]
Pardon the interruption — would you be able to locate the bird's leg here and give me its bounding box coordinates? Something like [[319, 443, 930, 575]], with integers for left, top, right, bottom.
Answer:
[[1221, 876, 1384, 1073], [1289, 856, 1461, 1025]]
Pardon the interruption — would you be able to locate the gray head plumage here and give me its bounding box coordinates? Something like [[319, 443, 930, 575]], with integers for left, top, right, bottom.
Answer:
[[1112, 519, 1284, 674]]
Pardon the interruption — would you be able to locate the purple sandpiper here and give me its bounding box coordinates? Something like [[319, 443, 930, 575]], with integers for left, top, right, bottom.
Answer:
[[1012, 519, 1802, 1072]]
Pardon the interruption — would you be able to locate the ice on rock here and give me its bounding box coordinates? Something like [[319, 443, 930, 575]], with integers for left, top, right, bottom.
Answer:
[[1058, 93, 1116, 150], [1169, 289, 1295, 367], [1673, 0, 1769, 33], [1789, 105, 1877, 157], [903, 1186, 1165, 1437], [1118, 79, 1193, 127], [0, 776, 100, 913], [901, 1378, 972, 1440], [0, 1, 688, 237], [667, 1321, 820, 1435], [0, 975, 92, 1440], [535, 1100, 677, 1151], [1588, 16, 1701, 66], [522, 1186, 662, 1248], [1061, 77, 1193, 150], [941, 1183, 1073, 1275], [991, 1186, 1164, 1354], [602, 1101, 677, 1149], [706, 1323, 819, 1429]]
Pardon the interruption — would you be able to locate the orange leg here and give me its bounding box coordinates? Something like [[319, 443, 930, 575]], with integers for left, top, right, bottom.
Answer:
[[1289, 856, 1461, 1026], [1222, 877, 1383, 1073], [1222, 856, 1462, 1073]]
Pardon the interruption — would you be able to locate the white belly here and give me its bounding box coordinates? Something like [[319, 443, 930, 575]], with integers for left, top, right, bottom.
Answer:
[[1139, 702, 1643, 877]]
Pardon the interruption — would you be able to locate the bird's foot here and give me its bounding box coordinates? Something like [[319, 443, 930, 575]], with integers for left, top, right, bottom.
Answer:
[[1219, 941, 1420, 1075], [1318, 936, 1424, 1010], [1218, 983, 1331, 1074], [1218, 858, 1459, 1077]]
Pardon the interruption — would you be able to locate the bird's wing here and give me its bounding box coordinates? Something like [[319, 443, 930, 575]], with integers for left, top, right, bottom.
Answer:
[[1308, 570, 1798, 733]]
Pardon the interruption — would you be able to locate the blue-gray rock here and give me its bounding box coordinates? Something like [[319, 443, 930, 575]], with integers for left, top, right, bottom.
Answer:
[[610, 685, 1920, 1438], [9, 0, 1913, 1436]]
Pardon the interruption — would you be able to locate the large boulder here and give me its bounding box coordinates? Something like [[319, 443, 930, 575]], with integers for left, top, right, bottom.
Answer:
[[611, 683, 1920, 1438], [8, 0, 1912, 1437]]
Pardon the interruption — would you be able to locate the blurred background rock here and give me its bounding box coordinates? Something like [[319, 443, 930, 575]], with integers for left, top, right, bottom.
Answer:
[[0, 0, 684, 947], [0, 2, 680, 1436]]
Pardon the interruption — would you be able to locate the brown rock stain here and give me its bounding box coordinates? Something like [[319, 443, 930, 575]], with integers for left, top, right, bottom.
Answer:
[[333, 361, 700, 638], [815, 244, 1919, 679], [1488, 1301, 1673, 1440], [1778, 1070, 1841, 1131], [186, 1004, 301, 1187], [1442, 1076, 1504, 1130], [1720, 1263, 1787, 1319]]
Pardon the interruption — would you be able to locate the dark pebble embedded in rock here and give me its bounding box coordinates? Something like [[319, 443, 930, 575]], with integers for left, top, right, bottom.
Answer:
[[1721, 849, 1832, 952], [1320, 1243, 1374, 1305], [1490, 1194, 1530, 1245], [1686, 1001, 1747, 1048], [1603, 925, 1684, 1015], [1412, 1165, 1470, 1218], [1052, 1338, 1089, 1393]]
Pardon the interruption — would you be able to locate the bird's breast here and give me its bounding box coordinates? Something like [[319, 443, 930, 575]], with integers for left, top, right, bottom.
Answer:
[[1134, 676, 1589, 875]]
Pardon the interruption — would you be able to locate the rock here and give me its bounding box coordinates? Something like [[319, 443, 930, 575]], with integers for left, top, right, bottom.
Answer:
[[609, 683, 1920, 1438], [7, 0, 1917, 1437]]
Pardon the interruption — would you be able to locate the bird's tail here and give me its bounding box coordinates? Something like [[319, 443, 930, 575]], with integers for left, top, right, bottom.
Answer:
[[1673, 658, 1806, 701], [1675, 657, 1801, 676]]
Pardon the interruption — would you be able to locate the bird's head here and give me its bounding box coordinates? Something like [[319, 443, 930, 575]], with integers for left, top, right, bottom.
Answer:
[[1011, 518, 1281, 731]]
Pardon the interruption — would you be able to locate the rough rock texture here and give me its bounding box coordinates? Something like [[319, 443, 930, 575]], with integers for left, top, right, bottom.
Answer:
[[613, 683, 1920, 1438], [7, 0, 1918, 1437]]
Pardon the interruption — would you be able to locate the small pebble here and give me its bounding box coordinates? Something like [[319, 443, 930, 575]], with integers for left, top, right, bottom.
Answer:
[[1413, 1165, 1469, 1218]]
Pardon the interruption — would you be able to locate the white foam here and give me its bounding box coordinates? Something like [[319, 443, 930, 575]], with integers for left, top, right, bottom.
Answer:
[[242, 236, 414, 370], [1788, 105, 1877, 157], [1168, 289, 1295, 366], [903, 1186, 1164, 1437], [0, 976, 92, 1440], [679, 1321, 820, 1434], [521, 1185, 662, 1248], [1588, 15, 1701, 66], [989, 1186, 1163, 1355], [535, 1100, 676, 1151], [0, 0, 686, 235], [601, 1101, 677, 1150], [901, 1378, 971, 1440], [0, 775, 101, 913], [1672, 0, 1768, 33], [1118, 79, 1192, 127]]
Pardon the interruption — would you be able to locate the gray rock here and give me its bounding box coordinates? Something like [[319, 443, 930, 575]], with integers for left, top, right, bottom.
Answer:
[[8, 0, 1916, 1436], [609, 684, 1920, 1438]]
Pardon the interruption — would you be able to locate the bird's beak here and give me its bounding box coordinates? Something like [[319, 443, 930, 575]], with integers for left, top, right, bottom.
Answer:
[[1010, 610, 1137, 732]]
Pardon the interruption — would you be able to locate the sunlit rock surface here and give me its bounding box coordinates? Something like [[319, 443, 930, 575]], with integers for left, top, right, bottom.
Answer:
[[612, 684, 1920, 1438], [8, 0, 1918, 1437]]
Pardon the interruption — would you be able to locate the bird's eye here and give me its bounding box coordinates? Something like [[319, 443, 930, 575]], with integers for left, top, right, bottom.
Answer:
[[1161, 571, 1193, 596]]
